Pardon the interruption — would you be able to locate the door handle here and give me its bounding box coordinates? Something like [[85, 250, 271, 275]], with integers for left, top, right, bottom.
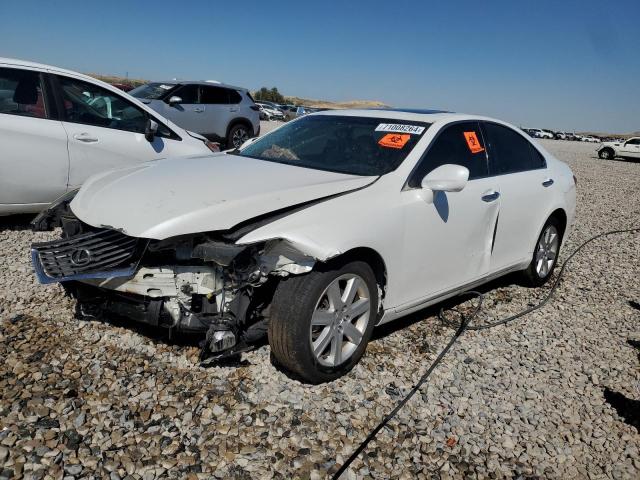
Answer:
[[542, 178, 554, 187], [73, 133, 98, 143], [481, 190, 500, 202], [194, 107, 205, 113], [229, 107, 239, 112]]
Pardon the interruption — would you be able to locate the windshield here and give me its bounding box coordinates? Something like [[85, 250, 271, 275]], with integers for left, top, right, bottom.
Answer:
[[129, 82, 177, 100], [235, 115, 430, 176]]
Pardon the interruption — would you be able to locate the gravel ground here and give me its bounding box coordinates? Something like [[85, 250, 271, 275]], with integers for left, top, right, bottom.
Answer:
[[1, 139, 639, 480]]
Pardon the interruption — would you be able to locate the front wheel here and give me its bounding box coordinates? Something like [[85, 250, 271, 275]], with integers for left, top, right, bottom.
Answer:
[[520, 217, 564, 287], [598, 148, 614, 160], [268, 261, 378, 383]]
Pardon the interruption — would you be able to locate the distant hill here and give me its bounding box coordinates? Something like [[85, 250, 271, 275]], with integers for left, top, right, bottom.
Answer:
[[577, 130, 640, 139], [88, 73, 146, 88], [284, 96, 388, 110]]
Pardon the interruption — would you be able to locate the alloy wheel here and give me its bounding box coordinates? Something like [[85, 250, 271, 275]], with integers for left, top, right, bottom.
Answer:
[[232, 127, 249, 148], [309, 274, 371, 367], [535, 225, 559, 278]]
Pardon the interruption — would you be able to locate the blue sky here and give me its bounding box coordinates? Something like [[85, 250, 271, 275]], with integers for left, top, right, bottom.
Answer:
[[2, 0, 638, 133]]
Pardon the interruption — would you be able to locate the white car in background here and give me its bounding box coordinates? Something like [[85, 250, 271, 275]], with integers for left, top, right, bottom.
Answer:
[[597, 137, 640, 160], [581, 136, 599, 143], [32, 109, 576, 383], [529, 129, 554, 139], [256, 103, 284, 121], [0, 57, 217, 216]]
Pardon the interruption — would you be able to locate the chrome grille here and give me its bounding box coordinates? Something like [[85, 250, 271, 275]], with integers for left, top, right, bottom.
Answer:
[[32, 229, 143, 282]]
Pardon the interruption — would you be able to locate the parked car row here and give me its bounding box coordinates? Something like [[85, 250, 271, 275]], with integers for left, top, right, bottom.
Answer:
[[255, 102, 314, 121], [521, 128, 618, 143], [256, 102, 285, 121]]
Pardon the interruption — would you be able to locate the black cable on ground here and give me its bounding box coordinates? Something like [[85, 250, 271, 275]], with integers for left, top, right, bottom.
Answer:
[[333, 227, 640, 479]]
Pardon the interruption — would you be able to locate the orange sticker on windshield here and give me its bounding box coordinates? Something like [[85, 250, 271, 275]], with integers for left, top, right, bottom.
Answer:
[[463, 131, 484, 153], [378, 133, 410, 149]]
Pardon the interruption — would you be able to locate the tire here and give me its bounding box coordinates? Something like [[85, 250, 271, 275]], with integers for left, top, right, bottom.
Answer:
[[227, 123, 250, 149], [268, 260, 378, 383], [520, 217, 564, 287], [598, 148, 614, 160]]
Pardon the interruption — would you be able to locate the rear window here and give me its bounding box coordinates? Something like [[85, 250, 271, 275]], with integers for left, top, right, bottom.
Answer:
[[200, 86, 227, 104], [200, 86, 242, 104], [228, 89, 242, 104], [235, 115, 430, 176], [129, 82, 176, 100], [483, 122, 546, 175]]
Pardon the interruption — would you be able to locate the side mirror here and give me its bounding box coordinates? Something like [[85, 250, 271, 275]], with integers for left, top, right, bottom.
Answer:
[[421, 164, 469, 193], [145, 118, 159, 142], [168, 96, 182, 105]]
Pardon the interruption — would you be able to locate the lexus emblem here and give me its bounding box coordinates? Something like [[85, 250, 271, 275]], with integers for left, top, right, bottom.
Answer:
[[70, 249, 92, 266]]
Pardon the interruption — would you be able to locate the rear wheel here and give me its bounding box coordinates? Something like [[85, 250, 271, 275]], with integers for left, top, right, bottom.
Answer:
[[269, 261, 378, 383], [521, 217, 563, 287], [227, 124, 250, 149]]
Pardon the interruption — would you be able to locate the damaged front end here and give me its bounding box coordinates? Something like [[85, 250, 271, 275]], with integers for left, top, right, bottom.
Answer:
[[31, 207, 316, 363]]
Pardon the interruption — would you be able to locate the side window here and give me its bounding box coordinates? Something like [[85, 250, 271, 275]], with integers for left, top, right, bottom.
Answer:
[[409, 122, 488, 187], [57, 76, 148, 134], [171, 84, 199, 104], [483, 122, 546, 175], [0, 67, 47, 119], [228, 89, 242, 104], [528, 144, 547, 169], [627, 138, 640, 145], [200, 86, 229, 104]]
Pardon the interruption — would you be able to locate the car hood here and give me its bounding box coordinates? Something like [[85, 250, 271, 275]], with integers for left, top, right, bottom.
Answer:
[[70, 153, 376, 240]]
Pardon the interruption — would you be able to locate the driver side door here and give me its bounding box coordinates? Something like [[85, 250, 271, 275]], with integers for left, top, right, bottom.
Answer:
[[396, 122, 501, 309], [619, 138, 640, 158]]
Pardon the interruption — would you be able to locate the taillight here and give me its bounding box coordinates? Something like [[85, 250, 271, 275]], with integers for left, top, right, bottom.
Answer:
[[250, 105, 260, 111]]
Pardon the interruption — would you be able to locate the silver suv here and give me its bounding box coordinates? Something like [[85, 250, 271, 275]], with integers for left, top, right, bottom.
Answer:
[[130, 81, 260, 148]]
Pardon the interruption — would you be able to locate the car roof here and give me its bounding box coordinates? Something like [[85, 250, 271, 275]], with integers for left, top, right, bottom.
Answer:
[[0, 56, 104, 81], [153, 79, 248, 92], [312, 108, 517, 127]]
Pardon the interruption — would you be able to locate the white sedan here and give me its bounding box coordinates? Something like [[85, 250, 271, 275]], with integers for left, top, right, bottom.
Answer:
[[0, 57, 217, 216], [31, 109, 576, 383]]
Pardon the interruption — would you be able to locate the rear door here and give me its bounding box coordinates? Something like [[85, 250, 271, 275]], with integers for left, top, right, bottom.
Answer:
[[481, 122, 552, 271], [619, 138, 640, 158], [53, 74, 182, 189], [0, 66, 69, 208], [199, 85, 235, 139]]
